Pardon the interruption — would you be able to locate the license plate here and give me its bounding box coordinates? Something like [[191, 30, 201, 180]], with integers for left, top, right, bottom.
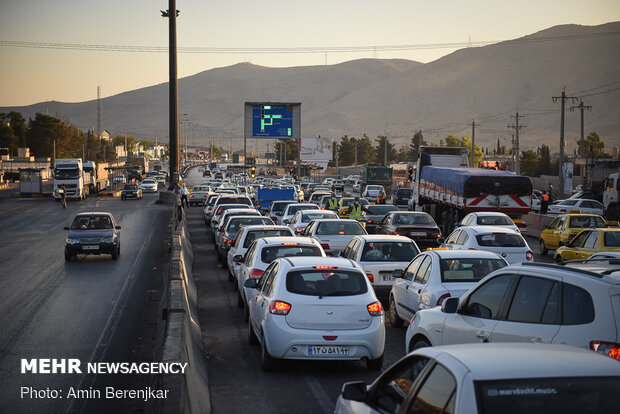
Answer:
[[410, 232, 426, 236], [82, 245, 99, 250], [382, 275, 394, 281], [308, 346, 349, 356]]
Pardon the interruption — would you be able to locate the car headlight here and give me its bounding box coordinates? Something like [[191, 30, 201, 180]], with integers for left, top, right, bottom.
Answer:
[[66, 238, 80, 245], [103, 235, 116, 243]]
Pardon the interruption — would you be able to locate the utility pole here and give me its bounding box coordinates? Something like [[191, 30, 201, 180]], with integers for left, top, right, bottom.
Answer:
[[470, 120, 478, 167], [161, 0, 179, 189], [570, 100, 592, 187], [553, 88, 579, 198], [354, 139, 358, 165], [508, 112, 526, 175], [384, 136, 388, 166]]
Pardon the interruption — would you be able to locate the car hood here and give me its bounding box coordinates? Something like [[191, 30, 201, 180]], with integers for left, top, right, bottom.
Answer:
[[67, 229, 115, 239]]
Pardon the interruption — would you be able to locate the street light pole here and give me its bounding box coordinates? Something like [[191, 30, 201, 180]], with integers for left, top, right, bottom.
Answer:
[[162, 0, 179, 189]]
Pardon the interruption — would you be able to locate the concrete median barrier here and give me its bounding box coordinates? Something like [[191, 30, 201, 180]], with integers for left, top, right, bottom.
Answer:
[[523, 212, 555, 239]]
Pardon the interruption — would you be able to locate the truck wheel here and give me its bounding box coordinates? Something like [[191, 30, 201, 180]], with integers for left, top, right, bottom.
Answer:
[[539, 239, 548, 256]]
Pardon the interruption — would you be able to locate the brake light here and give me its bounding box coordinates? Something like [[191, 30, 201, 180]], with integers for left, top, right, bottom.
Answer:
[[249, 268, 264, 278], [282, 243, 299, 246], [590, 341, 620, 360], [226, 239, 234, 246], [323, 336, 338, 341], [314, 266, 338, 269], [367, 220, 375, 224], [526, 250, 534, 261], [437, 293, 451, 306], [320, 243, 330, 250], [433, 234, 441, 238], [295, 228, 304, 234], [367, 301, 383, 316], [269, 300, 291, 315], [366, 273, 374, 284], [341, 211, 347, 215]]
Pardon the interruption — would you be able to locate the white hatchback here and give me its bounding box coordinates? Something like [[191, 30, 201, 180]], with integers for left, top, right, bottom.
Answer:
[[280, 203, 319, 225], [458, 211, 521, 233], [302, 218, 368, 255], [288, 210, 339, 235], [440, 226, 533, 264], [245, 256, 385, 370]]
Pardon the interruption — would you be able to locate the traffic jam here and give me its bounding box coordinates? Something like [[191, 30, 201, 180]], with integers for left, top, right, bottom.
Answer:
[[189, 154, 620, 413]]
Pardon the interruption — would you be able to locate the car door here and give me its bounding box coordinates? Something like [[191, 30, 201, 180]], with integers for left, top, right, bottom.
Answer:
[[579, 230, 600, 259], [560, 230, 590, 261], [376, 214, 392, 234], [393, 255, 425, 321], [491, 275, 562, 344], [441, 274, 514, 345], [542, 217, 561, 250], [408, 256, 432, 313], [249, 262, 279, 332]]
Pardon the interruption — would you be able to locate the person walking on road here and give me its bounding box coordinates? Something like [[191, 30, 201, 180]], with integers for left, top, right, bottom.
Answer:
[[327, 194, 339, 213], [60, 184, 67, 209], [346, 197, 371, 221], [180, 183, 189, 208]]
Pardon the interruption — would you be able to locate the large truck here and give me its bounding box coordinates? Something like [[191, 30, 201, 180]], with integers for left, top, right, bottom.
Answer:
[[602, 171, 620, 220], [362, 165, 394, 193], [82, 161, 110, 194], [255, 187, 296, 213], [53, 158, 88, 200], [411, 147, 532, 234], [126, 156, 148, 180]]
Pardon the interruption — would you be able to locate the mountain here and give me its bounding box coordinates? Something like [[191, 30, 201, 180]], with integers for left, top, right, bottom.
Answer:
[[2, 22, 619, 153]]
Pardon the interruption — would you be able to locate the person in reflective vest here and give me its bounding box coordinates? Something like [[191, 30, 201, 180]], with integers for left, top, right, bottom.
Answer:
[[346, 197, 371, 221], [327, 195, 339, 212]]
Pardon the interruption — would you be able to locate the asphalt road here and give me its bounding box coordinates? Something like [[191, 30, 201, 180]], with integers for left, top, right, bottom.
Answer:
[[0, 187, 170, 414]]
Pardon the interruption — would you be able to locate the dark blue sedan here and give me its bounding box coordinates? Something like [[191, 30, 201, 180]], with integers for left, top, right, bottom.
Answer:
[[64, 212, 121, 261]]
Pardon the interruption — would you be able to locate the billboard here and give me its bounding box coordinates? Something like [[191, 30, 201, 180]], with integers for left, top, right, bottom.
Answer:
[[300, 137, 332, 162], [244, 102, 301, 139]]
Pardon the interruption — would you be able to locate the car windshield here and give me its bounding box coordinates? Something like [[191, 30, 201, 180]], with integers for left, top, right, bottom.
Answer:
[[367, 186, 382, 191], [260, 245, 322, 263], [287, 204, 319, 215], [476, 233, 525, 247], [476, 215, 513, 226], [367, 205, 399, 215], [559, 199, 579, 206], [476, 377, 620, 414], [242, 230, 292, 248], [360, 241, 419, 262], [316, 221, 365, 235], [227, 217, 271, 232], [440, 258, 507, 282], [394, 214, 435, 225], [301, 212, 338, 223], [71, 215, 114, 230], [569, 216, 606, 228], [286, 269, 368, 296], [604, 232, 620, 247]]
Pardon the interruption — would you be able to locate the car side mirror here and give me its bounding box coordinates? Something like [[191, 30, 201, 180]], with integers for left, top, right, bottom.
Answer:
[[283, 219, 290, 224], [341, 381, 367, 402], [332, 250, 341, 257], [441, 297, 459, 314], [244, 279, 258, 289], [64, 226, 70, 230], [437, 237, 445, 244], [392, 269, 404, 278], [233, 254, 243, 263], [115, 226, 122, 230]]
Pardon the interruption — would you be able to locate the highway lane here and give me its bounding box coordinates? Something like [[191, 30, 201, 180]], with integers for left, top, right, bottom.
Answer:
[[0, 190, 170, 414]]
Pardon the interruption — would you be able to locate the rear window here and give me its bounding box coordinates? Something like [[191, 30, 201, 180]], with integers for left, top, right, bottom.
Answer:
[[288, 204, 319, 215], [286, 269, 368, 296], [316, 221, 366, 235], [476, 377, 620, 414], [271, 202, 293, 213], [396, 189, 413, 196], [440, 258, 507, 282], [302, 212, 338, 223], [260, 245, 322, 263], [367, 205, 399, 215], [476, 233, 525, 247], [604, 232, 620, 247], [341, 198, 369, 207], [394, 213, 435, 225], [227, 217, 271, 232], [361, 241, 419, 262], [218, 197, 251, 206], [243, 230, 292, 248], [476, 215, 513, 226], [569, 216, 606, 228]]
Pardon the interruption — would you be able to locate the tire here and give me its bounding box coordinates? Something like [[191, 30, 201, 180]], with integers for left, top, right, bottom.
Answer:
[[247, 319, 258, 345], [111, 246, 119, 260], [539, 239, 548, 256], [411, 338, 430, 352], [366, 354, 384, 371], [64, 251, 72, 262], [554, 254, 564, 265], [260, 334, 277, 371], [227, 267, 234, 282], [237, 290, 244, 308], [388, 296, 404, 328], [244, 302, 250, 322]]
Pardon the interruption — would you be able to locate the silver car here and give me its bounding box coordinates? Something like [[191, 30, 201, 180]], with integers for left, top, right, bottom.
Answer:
[[302, 218, 367, 255], [288, 210, 339, 235]]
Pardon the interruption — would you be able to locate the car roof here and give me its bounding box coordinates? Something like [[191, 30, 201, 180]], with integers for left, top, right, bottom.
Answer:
[[509, 262, 620, 286], [312, 218, 358, 223], [275, 256, 360, 270], [417, 343, 620, 380], [470, 212, 511, 217], [75, 212, 112, 217], [261, 236, 319, 246], [354, 235, 415, 243], [242, 225, 291, 232], [425, 249, 505, 259], [462, 226, 520, 235]]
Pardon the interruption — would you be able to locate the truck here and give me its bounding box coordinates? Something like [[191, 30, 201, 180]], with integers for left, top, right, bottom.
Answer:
[[53, 158, 88, 200], [602, 171, 620, 220], [411, 147, 532, 234], [362, 165, 393, 193], [255, 187, 296, 214], [82, 161, 109, 193], [126, 156, 148, 179]]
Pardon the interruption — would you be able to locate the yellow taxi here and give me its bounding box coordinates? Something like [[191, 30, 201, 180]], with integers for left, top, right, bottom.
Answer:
[[539, 213, 607, 255], [337, 197, 369, 217], [553, 228, 620, 263]]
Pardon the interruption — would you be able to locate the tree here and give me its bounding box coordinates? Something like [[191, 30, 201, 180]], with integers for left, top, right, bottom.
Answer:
[[395, 145, 410, 162], [582, 132, 608, 158], [374, 135, 396, 165], [357, 134, 375, 165], [444, 134, 484, 166], [274, 138, 299, 165], [519, 150, 538, 177], [536, 145, 553, 176], [112, 135, 137, 152], [409, 131, 427, 161], [337, 135, 355, 166]]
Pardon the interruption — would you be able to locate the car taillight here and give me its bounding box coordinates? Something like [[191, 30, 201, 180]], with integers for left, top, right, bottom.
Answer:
[[295, 228, 304, 234], [366, 273, 374, 284], [590, 341, 620, 360], [323, 336, 337, 341], [249, 268, 264, 279], [526, 250, 534, 261], [269, 300, 291, 315], [226, 239, 234, 246], [366, 192, 369, 196], [436, 293, 451, 306], [271, 216, 278, 222], [367, 301, 383, 316], [320, 243, 330, 250]]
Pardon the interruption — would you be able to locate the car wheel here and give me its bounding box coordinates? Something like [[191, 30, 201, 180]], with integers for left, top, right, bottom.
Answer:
[[244, 303, 250, 322], [539, 239, 548, 256], [260, 333, 277, 371], [554, 254, 564, 265], [64, 251, 72, 262], [366, 354, 384, 371], [411, 339, 430, 352], [111, 246, 119, 260], [237, 290, 244, 308], [388, 296, 404, 328], [247, 319, 258, 345], [227, 268, 234, 282]]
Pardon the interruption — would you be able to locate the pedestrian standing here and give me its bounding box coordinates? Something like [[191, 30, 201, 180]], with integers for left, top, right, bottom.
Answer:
[[60, 184, 67, 209], [180, 184, 189, 208], [541, 191, 550, 214]]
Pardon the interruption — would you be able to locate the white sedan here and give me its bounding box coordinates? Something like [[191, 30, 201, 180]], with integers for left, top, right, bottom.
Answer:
[[280, 203, 319, 225], [288, 210, 339, 235], [335, 343, 620, 414], [458, 212, 521, 233], [140, 179, 158, 192], [302, 218, 367, 255], [440, 226, 533, 264], [245, 256, 385, 371], [548, 198, 604, 216]]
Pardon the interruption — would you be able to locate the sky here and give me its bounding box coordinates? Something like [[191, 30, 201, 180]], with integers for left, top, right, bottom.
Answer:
[[1, 0, 619, 107]]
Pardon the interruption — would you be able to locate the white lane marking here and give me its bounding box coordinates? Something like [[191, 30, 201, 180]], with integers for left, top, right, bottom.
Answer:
[[303, 373, 334, 414]]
